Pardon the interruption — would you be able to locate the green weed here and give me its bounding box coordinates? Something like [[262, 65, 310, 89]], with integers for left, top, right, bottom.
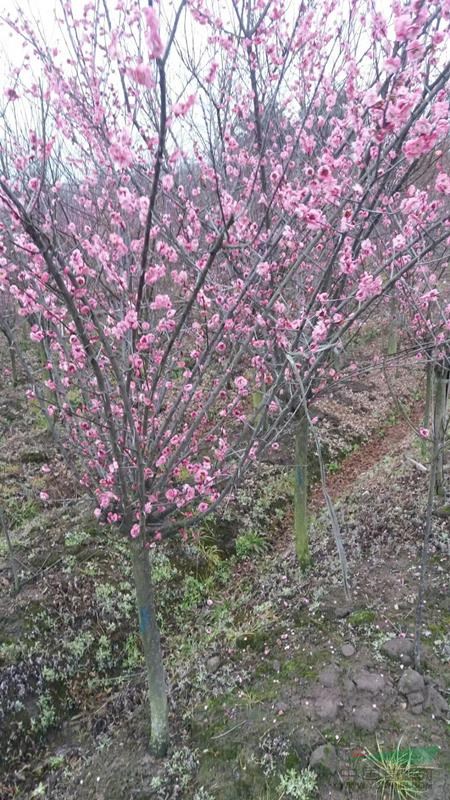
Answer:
[[279, 768, 317, 799], [363, 739, 437, 800], [235, 531, 269, 559]]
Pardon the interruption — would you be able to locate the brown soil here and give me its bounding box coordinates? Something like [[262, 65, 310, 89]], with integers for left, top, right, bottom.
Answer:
[[310, 400, 424, 510]]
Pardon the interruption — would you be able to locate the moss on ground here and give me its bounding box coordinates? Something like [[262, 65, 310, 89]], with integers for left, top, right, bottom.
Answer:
[[347, 609, 377, 628]]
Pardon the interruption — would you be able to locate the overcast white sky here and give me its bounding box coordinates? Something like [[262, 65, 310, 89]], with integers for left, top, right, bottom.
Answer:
[[1, 0, 59, 77], [0, 0, 207, 86]]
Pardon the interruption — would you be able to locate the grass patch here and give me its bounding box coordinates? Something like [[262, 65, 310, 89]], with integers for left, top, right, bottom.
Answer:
[[348, 609, 377, 628], [363, 740, 438, 800]]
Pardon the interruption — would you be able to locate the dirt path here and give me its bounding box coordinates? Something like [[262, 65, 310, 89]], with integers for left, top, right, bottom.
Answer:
[[310, 399, 424, 510]]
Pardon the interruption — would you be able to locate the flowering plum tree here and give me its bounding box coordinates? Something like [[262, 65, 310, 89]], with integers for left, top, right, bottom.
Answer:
[[176, 0, 450, 564], [1, 0, 450, 753]]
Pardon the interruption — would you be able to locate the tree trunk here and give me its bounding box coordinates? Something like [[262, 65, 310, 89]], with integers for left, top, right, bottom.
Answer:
[[130, 535, 168, 756], [421, 357, 433, 459], [1, 329, 18, 386], [433, 365, 449, 497], [9, 342, 18, 386], [252, 386, 264, 432], [387, 292, 398, 357], [294, 413, 309, 568], [1, 509, 20, 595], [414, 428, 438, 671]]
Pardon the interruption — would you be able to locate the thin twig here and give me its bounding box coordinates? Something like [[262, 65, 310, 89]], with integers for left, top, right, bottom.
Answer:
[[210, 720, 248, 740]]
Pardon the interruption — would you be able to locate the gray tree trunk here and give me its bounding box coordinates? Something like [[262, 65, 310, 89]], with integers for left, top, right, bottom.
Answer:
[[9, 342, 17, 386], [294, 413, 310, 568], [130, 535, 168, 756], [433, 365, 449, 497], [387, 292, 398, 357], [421, 357, 433, 459], [252, 385, 264, 432], [414, 428, 438, 671], [1, 509, 20, 594], [1, 328, 18, 386]]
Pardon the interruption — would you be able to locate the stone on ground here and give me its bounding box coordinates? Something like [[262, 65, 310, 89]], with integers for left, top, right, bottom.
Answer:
[[380, 637, 414, 665], [309, 744, 338, 775], [352, 703, 380, 733], [398, 668, 425, 696]]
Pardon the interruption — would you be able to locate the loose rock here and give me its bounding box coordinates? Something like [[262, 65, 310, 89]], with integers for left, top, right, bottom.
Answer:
[[334, 604, 353, 619], [354, 669, 385, 694], [316, 697, 339, 722], [352, 704, 380, 732], [322, 603, 352, 621], [206, 655, 221, 674], [424, 686, 450, 718], [343, 677, 356, 694], [407, 691, 425, 707], [398, 668, 425, 696], [381, 637, 414, 665], [309, 744, 338, 775], [319, 666, 341, 688], [341, 643, 355, 658]]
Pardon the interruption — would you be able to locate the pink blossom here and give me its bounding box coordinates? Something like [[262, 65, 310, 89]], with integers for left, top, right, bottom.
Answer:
[[394, 14, 414, 42], [145, 264, 166, 285], [311, 319, 328, 344], [356, 272, 382, 302], [39, 491, 49, 501], [143, 6, 164, 59], [403, 122, 438, 160], [436, 173, 450, 195], [206, 61, 218, 84], [150, 294, 172, 311], [30, 325, 45, 342], [384, 56, 401, 74], [407, 40, 424, 61], [420, 289, 439, 308], [130, 523, 140, 538], [5, 87, 19, 101], [256, 261, 271, 278], [419, 427, 430, 439], [234, 375, 249, 394], [172, 95, 197, 117], [161, 174, 174, 192], [109, 142, 133, 169], [317, 164, 333, 182], [128, 63, 154, 88], [393, 234, 406, 249]]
